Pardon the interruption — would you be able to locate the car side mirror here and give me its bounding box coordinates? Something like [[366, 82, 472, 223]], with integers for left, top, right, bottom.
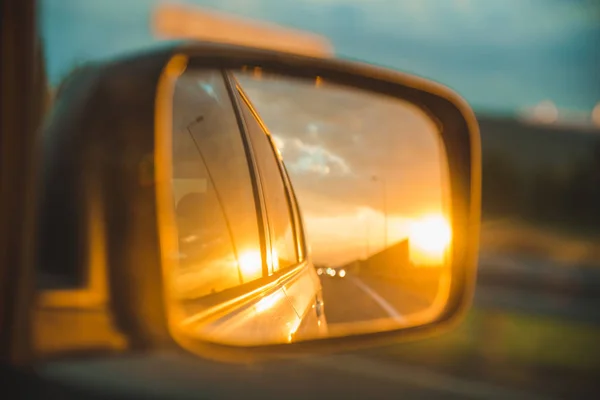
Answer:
[[35, 42, 480, 361]]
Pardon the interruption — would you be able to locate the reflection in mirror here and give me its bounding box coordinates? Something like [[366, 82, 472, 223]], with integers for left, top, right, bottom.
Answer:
[[165, 67, 451, 347], [171, 69, 264, 303]]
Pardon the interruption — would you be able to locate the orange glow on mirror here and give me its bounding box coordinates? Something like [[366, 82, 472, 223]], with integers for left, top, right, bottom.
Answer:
[[238, 250, 262, 281], [269, 248, 280, 272], [409, 214, 452, 265], [254, 290, 285, 313]]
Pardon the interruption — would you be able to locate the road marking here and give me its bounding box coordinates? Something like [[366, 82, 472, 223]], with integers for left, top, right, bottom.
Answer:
[[299, 354, 552, 400], [349, 277, 406, 323]]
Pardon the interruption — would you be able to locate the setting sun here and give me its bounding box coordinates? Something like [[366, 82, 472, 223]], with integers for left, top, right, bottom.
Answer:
[[238, 250, 262, 281], [409, 214, 452, 265]]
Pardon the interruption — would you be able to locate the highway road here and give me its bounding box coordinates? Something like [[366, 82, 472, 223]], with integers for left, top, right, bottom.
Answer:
[[315, 266, 600, 398], [320, 256, 600, 326], [319, 273, 434, 325]]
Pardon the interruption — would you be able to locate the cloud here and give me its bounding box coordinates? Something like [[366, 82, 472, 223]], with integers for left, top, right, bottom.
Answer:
[[278, 137, 351, 176], [235, 72, 449, 221]]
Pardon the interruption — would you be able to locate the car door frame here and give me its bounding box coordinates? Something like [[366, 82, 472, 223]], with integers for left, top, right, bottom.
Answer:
[[227, 72, 325, 337], [169, 69, 322, 338], [229, 73, 308, 271]]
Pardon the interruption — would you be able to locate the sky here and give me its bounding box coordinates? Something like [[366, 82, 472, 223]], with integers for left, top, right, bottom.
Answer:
[[38, 0, 598, 265], [235, 72, 449, 265], [40, 0, 600, 115]]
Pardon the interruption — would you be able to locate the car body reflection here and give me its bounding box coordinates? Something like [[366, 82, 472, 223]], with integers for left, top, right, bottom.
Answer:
[[168, 69, 452, 345]]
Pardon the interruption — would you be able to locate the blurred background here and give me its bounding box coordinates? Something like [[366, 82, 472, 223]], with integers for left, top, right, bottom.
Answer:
[[40, 0, 600, 396]]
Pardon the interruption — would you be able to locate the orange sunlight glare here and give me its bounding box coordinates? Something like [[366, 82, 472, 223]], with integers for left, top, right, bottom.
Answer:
[[254, 290, 285, 313], [238, 250, 262, 281], [408, 214, 452, 265], [269, 248, 280, 272]]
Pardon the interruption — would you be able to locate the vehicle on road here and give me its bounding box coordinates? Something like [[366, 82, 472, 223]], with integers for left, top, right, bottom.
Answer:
[[317, 266, 347, 279]]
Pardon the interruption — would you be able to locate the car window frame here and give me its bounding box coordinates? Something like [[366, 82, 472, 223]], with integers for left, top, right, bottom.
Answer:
[[231, 74, 306, 270], [172, 68, 268, 307], [175, 69, 310, 314], [171, 68, 261, 294], [281, 161, 307, 262], [234, 89, 299, 272]]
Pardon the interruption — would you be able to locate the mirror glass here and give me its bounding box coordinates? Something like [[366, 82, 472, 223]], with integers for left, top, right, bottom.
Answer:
[[164, 67, 452, 346]]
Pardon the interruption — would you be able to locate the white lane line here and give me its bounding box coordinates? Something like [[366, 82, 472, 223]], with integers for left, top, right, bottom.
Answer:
[[349, 276, 406, 323], [299, 355, 552, 400]]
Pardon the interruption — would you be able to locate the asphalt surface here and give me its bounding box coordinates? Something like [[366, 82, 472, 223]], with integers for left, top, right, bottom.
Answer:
[[320, 257, 600, 327], [319, 273, 433, 325]]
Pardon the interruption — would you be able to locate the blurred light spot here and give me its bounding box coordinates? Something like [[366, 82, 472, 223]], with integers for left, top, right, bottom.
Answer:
[[533, 100, 559, 124], [409, 214, 451, 264], [197, 82, 217, 99], [152, 4, 334, 57], [287, 317, 302, 343], [238, 250, 262, 280], [270, 248, 280, 271]]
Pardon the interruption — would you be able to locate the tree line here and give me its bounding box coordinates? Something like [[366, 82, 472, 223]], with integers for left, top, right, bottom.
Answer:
[[482, 142, 600, 235]]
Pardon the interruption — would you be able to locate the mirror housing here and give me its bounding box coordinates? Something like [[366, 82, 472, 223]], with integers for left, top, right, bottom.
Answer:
[[35, 41, 480, 361]]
